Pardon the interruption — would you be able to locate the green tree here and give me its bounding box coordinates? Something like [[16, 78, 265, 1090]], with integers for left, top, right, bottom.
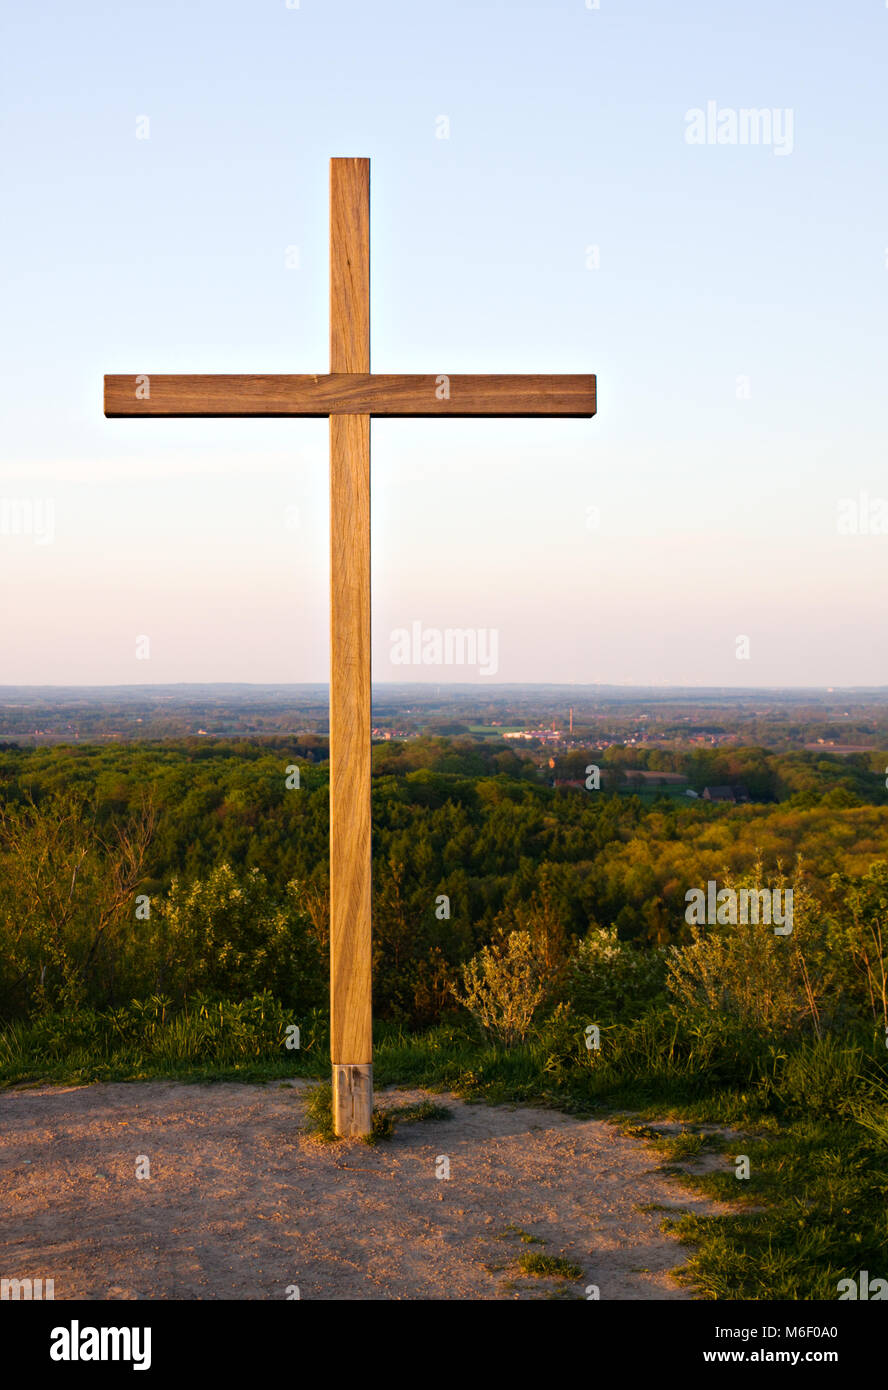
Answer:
[[153, 864, 324, 1010]]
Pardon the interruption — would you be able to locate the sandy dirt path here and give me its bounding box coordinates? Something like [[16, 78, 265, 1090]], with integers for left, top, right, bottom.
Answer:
[[0, 1081, 728, 1300]]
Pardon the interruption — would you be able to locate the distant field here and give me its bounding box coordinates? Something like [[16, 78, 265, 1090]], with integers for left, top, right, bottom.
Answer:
[[624, 771, 687, 784], [468, 725, 526, 735], [616, 785, 693, 802]]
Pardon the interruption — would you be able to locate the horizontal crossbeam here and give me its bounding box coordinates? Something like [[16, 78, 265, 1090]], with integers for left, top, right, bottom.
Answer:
[[104, 373, 596, 419]]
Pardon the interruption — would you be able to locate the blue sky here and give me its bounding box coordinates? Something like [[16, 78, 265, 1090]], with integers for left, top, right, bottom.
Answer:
[[1, 0, 886, 685]]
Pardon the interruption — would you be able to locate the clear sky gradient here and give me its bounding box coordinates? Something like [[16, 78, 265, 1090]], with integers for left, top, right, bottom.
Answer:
[[1, 0, 885, 686]]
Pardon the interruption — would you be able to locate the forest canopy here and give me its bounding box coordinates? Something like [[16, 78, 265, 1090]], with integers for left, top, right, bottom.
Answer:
[[1, 737, 886, 1028]]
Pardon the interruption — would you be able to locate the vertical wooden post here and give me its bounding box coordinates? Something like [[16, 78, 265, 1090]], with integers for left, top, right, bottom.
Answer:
[[329, 158, 373, 1136]]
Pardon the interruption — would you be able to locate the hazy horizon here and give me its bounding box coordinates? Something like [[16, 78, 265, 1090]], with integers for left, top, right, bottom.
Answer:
[[1, 680, 885, 696]]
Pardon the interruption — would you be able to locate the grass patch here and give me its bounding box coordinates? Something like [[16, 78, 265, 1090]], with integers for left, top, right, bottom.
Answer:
[[517, 1252, 583, 1280], [498, 1224, 544, 1245], [0, 998, 329, 1088], [664, 1132, 708, 1161], [365, 1098, 452, 1145], [302, 1082, 338, 1143], [660, 1116, 888, 1299], [388, 1099, 452, 1126], [300, 1083, 452, 1146]]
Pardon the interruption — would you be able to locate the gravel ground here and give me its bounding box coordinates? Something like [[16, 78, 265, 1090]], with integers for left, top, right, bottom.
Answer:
[[0, 1080, 730, 1300]]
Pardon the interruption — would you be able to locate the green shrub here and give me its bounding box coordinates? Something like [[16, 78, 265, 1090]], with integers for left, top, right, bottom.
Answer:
[[153, 865, 325, 1011], [666, 876, 833, 1035], [826, 862, 888, 1028], [565, 927, 667, 1023], [453, 930, 547, 1045]]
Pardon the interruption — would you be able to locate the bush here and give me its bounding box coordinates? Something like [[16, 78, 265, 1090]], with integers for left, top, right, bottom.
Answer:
[[0, 791, 154, 1015], [565, 927, 667, 1023], [826, 862, 888, 1029], [453, 930, 547, 1045], [666, 874, 833, 1035], [153, 864, 325, 1011]]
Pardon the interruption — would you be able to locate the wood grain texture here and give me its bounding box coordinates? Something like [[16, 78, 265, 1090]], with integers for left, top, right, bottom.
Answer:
[[329, 413, 372, 1066], [329, 158, 373, 1087], [104, 373, 596, 418], [332, 1063, 373, 1138], [330, 158, 370, 374]]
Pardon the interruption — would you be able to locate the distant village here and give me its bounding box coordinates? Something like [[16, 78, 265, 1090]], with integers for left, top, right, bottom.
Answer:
[[2, 690, 884, 772]]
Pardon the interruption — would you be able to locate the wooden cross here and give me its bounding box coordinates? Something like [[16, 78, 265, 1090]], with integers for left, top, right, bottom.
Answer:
[[104, 158, 597, 1136]]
